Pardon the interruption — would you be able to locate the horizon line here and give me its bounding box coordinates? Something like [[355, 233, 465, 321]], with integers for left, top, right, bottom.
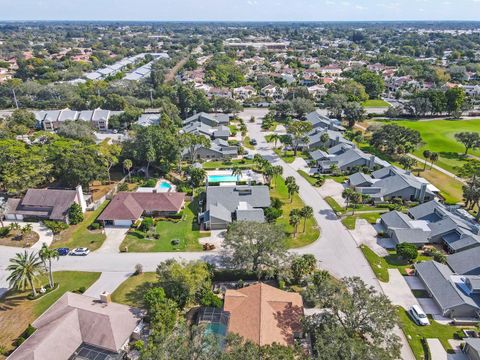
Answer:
[[1, 19, 480, 23]]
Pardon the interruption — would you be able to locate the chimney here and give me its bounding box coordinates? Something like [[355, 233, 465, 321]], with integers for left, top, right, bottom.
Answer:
[[76, 185, 87, 213], [419, 183, 427, 203], [368, 155, 376, 170], [100, 291, 112, 303]]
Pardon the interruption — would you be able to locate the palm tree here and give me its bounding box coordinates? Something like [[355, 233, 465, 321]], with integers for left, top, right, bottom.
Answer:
[[289, 209, 301, 237], [39, 243, 59, 289], [21, 224, 33, 239], [270, 133, 280, 148], [350, 192, 363, 215], [123, 159, 133, 183], [287, 183, 299, 203], [422, 150, 431, 170], [342, 188, 355, 209], [272, 165, 283, 188], [231, 166, 243, 181], [430, 152, 439, 169], [300, 206, 313, 232], [7, 251, 44, 297], [264, 165, 275, 187]]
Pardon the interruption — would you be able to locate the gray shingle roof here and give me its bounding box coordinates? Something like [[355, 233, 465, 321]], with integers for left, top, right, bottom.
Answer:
[[348, 172, 373, 187], [447, 247, 480, 275], [206, 185, 270, 213], [380, 211, 412, 229]]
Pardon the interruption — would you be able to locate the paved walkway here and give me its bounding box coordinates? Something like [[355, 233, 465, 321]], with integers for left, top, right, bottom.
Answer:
[[427, 339, 448, 360], [407, 153, 466, 185]]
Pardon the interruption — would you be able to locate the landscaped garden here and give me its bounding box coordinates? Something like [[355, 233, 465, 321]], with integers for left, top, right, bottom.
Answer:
[[0, 224, 39, 248], [119, 200, 209, 252], [270, 175, 319, 248], [0, 271, 100, 357], [50, 200, 109, 251]]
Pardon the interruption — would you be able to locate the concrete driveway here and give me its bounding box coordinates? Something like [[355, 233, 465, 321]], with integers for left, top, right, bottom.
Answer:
[[96, 226, 129, 254], [350, 219, 388, 256], [380, 269, 420, 309], [427, 339, 448, 360], [317, 179, 347, 207], [83, 271, 131, 298]]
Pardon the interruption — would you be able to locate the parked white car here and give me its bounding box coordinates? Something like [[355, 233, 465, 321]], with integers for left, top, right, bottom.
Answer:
[[409, 305, 430, 326], [70, 248, 90, 256]]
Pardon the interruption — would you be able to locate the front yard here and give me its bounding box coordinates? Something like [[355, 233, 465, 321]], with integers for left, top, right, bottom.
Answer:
[[119, 201, 209, 252], [51, 201, 109, 251], [270, 175, 320, 248], [0, 227, 39, 248], [0, 271, 100, 358], [111, 272, 157, 307]]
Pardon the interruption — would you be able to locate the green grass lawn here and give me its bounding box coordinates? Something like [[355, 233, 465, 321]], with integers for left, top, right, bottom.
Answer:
[[274, 148, 295, 163], [202, 159, 255, 170], [270, 175, 320, 248], [297, 170, 321, 186], [372, 119, 480, 175], [362, 99, 390, 108], [360, 245, 390, 282], [52, 201, 109, 251], [324, 196, 344, 214], [111, 272, 157, 307], [397, 308, 465, 360], [120, 201, 209, 252], [342, 212, 383, 230], [243, 136, 255, 150]]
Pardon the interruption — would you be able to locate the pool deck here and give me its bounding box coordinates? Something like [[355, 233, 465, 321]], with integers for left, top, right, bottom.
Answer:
[[206, 170, 264, 184]]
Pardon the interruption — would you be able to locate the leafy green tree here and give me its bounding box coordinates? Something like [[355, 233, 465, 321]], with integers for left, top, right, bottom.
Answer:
[[156, 260, 211, 309], [454, 132, 480, 155], [396, 243, 418, 263], [8, 109, 37, 129], [445, 87, 466, 117], [291, 254, 317, 284], [286, 121, 312, 157], [39, 243, 59, 289], [186, 166, 206, 189], [343, 102, 366, 127], [370, 124, 422, 156], [7, 251, 44, 297], [143, 287, 179, 337], [181, 133, 211, 164], [399, 156, 417, 171], [352, 70, 385, 99], [57, 121, 96, 143], [223, 221, 288, 278], [324, 93, 348, 119], [99, 142, 121, 183], [43, 220, 69, 234], [68, 203, 84, 225]]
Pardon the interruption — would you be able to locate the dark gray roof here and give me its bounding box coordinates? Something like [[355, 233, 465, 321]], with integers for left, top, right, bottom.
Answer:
[[380, 211, 412, 229], [348, 172, 373, 187], [447, 247, 480, 275], [206, 185, 270, 214], [305, 110, 345, 132], [465, 338, 480, 352], [310, 150, 329, 161], [327, 143, 354, 155], [236, 208, 265, 222], [392, 228, 430, 244]]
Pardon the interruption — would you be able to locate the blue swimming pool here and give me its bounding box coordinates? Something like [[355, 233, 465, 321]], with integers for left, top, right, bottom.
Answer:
[[157, 181, 172, 192], [207, 175, 239, 183]]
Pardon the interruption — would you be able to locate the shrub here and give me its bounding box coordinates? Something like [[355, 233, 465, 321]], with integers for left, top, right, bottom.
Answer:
[[118, 182, 129, 192], [0, 226, 10, 237], [23, 324, 35, 338], [134, 263, 143, 275], [14, 337, 26, 347], [264, 207, 283, 223], [68, 203, 84, 225], [43, 220, 69, 234], [89, 222, 101, 230], [432, 250, 447, 264], [73, 286, 86, 294], [396, 243, 418, 263], [198, 288, 222, 308], [142, 179, 157, 187], [132, 340, 144, 351], [270, 197, 283, 210], [140, 217, 154, 232]]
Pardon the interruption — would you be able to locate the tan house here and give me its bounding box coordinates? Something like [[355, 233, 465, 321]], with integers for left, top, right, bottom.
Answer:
[[7, 292, 142, 360], [223, 283, 304, 346]]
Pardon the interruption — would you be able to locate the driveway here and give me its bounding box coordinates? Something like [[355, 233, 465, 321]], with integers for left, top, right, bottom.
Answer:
[[317, 179, 347, 207], [349, 219, 388, 256], [96, 226, 129, 254], [427, 339, 448, 360], [83, 271, 131, 298], [380, 269, 420, 309], [418, 298, 442, 315]]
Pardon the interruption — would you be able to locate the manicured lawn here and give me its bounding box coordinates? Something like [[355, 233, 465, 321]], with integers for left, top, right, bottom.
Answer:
[[202, 159, 255, 170], [326, 175, 349, 184], [415, 167, 464, 204], [270, 175, 320, 248], [274, 148, 295, 163], [362, 99, 390, 108], [324, 196, 344, 214], [243, 136, 255, 150], [51, 201, 109, 251], [397, 308, 465, 360], [360, 245, 390, 282], [0, 271, 100, 356], [342, 212, 383, 230], [111, 272, 157, 307], [297, 170, 321, 186], [119, 201, 209, 252]]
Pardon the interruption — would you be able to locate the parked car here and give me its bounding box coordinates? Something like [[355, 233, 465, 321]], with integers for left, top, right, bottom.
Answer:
[[57, 247, 70, 256], [409, 305, 430, 326], [70, 248, 90, 256], [249, 138, 257, 146]]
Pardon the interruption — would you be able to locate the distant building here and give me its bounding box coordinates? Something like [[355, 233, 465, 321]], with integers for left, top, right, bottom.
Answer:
[[36, 108, 120, 131]]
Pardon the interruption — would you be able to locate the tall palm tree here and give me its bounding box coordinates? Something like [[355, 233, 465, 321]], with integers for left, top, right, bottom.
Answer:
[[300, 206, 314, 233], [231, 167, 243, 181], [430, 152, 439, 169], [39, 243, 59, 289], [7, 251, 44, 297], [123, 159, 133, 183], [270, 133, 280, 148], [289, 209, 301, 237], [272, 165, 283, 188], [342, 188, 355, 209], [287, 183, 299, 203], [422, 150, 431, 170]]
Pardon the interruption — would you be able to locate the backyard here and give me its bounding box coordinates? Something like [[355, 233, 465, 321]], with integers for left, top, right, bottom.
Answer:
[[362, 99, 390, 108], [0, 271, 100, 358], [270, 175, 320, 248], [51, 200, 109, 251], [202, 158, 255, 170], [119, 201, 209, 252]]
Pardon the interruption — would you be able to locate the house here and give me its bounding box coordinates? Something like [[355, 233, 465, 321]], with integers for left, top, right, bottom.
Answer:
[[200, 185, 270, 230], [233, 86, 257, 100], [447, 247, 480, 275], [136, 113, 161, 127], [260, 84, 279, 98], [315, 147, 388, 174], [7, 292, 142, 360], [184, 139, 238, 161], [5, 186, 87, 223], [208, 87, 232, 99], [318, 64, 343, 76], [223, 283, 304, 346], [305, 110, 345, 132], [98, 192, 185, 226], [415, 261, 480, 319], [306, 128, 352, 151], [464, 338, 480, 360], [348, 166, 437, 203], [182, 112, 230, 127], [380, 200, 480, 252], [37, 108, 118, 131]]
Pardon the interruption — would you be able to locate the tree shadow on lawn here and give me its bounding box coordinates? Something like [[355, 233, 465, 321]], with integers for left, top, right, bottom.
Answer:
[[0, 291, 30, 311], [123, 278, 157, 307], [439, 152, 467, 161], [127, 230, 146, 240]]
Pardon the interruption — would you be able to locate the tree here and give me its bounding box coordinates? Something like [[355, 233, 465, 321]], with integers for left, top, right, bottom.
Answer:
[[43, 220, 69, 234], [352, 70, 385, 99], [8, 109, 37, 129], [429, 152, 439, 169], [7, 251, 44, 297], [291, 254, 317, 284], [223, 221, 288, 278], [123, 158, 133, 183], [287, 182, 299, 203], [156, 260, 211, 309], [324, 93, 348, 119], [269, 133, 280, 148], [396, 243, 418, 263], [186, 166, 206, 189], [454, 132, 480, 155], [300, 206, 313, 233], [68, 203, 84, 225], [399, 156, 417, 171], [303, 276, 401, 360], [286, 121, 312, 156], [181, 133, 211, 164], [422, 150, 431, 170], [57, 121, 96, 143], [445, 87, 466, 117], [343, 102, 366, 127], [370, 124, 422, 156], [99, 142, 121, 183], [39, 243, 59, 289], [350, 192, 362, 215], [289, 209, 301, 236], [342, 188, 355, 209], [231, 166, 243, 180], [143, 287, 179, 337]]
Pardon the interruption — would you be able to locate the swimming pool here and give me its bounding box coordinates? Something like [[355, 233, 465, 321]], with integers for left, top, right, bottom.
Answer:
[[207, 175, 240, 183], [157, 181, 172, 192]]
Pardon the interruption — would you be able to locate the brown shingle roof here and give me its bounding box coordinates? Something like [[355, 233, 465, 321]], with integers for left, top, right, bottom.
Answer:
[[223, 283, 303, 346], [98, 192, 185, 221], [7, 292, 142, 360]]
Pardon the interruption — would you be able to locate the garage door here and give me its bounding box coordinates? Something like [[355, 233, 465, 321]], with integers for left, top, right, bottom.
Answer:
[[113, 219, 133, 227]]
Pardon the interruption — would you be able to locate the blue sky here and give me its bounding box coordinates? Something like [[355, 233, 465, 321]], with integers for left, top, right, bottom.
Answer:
[[1, 0, 480, 21]]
